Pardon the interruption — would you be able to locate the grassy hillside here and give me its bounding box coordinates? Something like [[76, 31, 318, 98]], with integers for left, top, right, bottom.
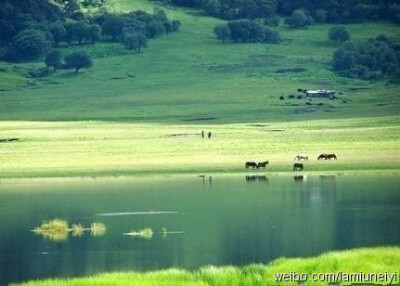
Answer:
[[16, 247, 400, 285], [0, 0, 399, 123]]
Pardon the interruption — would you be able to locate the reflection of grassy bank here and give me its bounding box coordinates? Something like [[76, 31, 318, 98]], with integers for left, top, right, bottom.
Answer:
[[1, 117, 399, 179], [17, 247, 400, 286]]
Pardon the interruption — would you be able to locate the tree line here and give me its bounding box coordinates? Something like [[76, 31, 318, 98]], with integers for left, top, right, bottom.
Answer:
[[214, 19, 280, 43], [0, 0, 181, 62], [155, 0, 400, 25], [332, 34, 400, 83]]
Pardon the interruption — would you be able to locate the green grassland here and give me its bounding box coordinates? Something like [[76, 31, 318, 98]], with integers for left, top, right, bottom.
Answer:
[[0, 0, 399, 178], [16, 247, 400, 286], [0, 116, 399, 178]]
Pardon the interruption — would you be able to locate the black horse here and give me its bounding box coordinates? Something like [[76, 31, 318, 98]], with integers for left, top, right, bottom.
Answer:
[[293, 163, 304, 171], [325, 153, 337, 160], [318, 153, 337, 160], [257, 161, 269, 169], [245, 162, 258, 169]]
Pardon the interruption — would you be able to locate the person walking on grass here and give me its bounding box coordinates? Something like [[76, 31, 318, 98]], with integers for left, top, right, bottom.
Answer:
[[208, 132, 212, 139], [201, 130, 205, 138]]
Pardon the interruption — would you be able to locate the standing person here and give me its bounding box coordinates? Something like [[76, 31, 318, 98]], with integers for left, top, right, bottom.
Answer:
[[201, 130, 205, 138], [208, 132, 211, 139]]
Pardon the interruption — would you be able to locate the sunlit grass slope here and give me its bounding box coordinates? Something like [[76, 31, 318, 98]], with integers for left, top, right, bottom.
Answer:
[[16, 247, 400, 286], [0, 0, 399, 123], [0, 116, 399, 178]]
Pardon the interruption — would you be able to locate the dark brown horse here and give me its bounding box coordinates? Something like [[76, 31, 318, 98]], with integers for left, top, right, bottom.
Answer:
[[245, 162, 258, 169], [318, 153, 337, 160], [257, 161, 269, 168], [293, 163, 304, 171], [325, 153, 337, 160]]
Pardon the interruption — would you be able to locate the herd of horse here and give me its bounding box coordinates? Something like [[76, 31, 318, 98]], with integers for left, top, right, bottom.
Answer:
[[245, 153, 337, 171]]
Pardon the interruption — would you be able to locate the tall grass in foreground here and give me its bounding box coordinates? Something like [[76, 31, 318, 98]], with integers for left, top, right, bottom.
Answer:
[[16, 247, 400, 286]]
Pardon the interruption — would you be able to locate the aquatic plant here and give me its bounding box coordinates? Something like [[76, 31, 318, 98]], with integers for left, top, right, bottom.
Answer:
[[32, 219, 106, 241], [32, 219, 69, 242], [71, 223, 86, 237], [90, 222, 106, 236], [161, 227, 167, 238], [123, 228, 153, 239]]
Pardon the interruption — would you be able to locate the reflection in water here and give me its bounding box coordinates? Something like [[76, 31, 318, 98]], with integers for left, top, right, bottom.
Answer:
[[90, 223, 106, 237], [200, 175, 213, 187], [123, 228, 153, 239], [245, 175, 268, 182], [294, 175, 305, 182], [71, 224, 85, 237], [1, 174, 399, 285], [33, 219, 106, 242], [96, 211, 179, 216]]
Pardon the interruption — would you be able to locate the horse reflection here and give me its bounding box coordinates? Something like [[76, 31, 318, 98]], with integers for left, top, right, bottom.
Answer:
[[294, 175, 304, 182], [246, 175, 268, 183]]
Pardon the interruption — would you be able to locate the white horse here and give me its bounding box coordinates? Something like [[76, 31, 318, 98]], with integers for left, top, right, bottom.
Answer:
[[294, 154, 308, 161]]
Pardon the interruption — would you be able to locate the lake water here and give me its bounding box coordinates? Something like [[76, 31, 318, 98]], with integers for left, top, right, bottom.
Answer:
[[0, 173, 399, 285]]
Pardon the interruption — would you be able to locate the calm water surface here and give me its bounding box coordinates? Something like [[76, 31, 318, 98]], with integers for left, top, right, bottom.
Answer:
[[0, 174, 399, 285]]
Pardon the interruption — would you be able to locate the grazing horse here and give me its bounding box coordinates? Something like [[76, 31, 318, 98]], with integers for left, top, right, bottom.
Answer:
[[257, 161, 269, 169], [245, 162, 258, 169], [294, 154, 308, 161], [318, 153, 337, 160], [293, 163, 304, 171], [325, 153, 337, 160]]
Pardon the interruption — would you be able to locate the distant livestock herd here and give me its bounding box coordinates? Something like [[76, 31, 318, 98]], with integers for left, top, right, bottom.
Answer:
[[245, 153, 337, 171]]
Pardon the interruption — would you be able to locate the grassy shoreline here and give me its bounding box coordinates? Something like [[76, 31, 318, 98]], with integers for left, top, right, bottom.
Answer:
[[16, 247, 400, 286]]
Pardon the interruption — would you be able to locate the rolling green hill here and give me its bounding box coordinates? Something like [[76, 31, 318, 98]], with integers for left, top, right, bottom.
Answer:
[[0, 0, 399, 123]]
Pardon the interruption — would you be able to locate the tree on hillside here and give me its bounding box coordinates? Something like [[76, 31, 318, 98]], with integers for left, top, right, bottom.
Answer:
[[88, 24, 101, 43], [73, 21, 91, 44], [123, 33, 148, 53], [205, 0, 221, 16], [81, 0, 110, 8], [49, 22, 67, 46], [64, 51, 93, 73], [328, 26, 350, 44], [147, 21, 166, 38], [285, 9, 312, 29], [45, 50, 62, 71], [101, 15, 126, 41], [314, 9, 327, 23], [12, 29, 52, 61], [264, 27, 281, 43], [214, 24, 230, 43]]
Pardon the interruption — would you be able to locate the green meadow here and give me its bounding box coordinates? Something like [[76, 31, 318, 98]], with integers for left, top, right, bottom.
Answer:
[[0, 0, 399, 178], [16, 247, 400, 286], [0, 116, 399, 178]]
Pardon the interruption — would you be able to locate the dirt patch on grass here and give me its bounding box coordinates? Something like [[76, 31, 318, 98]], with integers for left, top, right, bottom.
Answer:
[[167, 133, 199, 137], [0, 138, 20, 143], [249, 124, 269, 127]]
